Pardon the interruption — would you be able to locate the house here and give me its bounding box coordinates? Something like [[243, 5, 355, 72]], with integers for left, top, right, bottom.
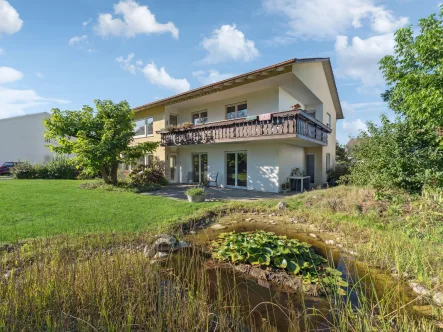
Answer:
[[0, 112, 55, 164], [131, 58, 343, 193]]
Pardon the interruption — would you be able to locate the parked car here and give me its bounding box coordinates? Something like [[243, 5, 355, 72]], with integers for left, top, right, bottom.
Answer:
[[0, 162, 20, 175]]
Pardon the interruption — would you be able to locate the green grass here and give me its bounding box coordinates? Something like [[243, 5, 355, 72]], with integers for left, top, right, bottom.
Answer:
[[0, 180, 220, 243]]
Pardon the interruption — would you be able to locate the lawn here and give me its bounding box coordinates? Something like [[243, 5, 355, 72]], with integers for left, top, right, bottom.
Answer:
[[0, 180, 220, 243]]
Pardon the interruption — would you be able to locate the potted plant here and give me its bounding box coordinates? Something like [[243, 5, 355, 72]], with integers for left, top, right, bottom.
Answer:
[[185, 187, 206, 203]]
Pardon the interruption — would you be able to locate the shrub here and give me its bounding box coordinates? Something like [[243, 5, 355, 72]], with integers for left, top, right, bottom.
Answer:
[[185, 187, 205, 196], [130, 165, 164, 188], [327, 164, 350, 185], [11, 162, 36, 179], [347, 116, 443, 192], [11, 156, 77, 180], [129, 157, 167, 191]]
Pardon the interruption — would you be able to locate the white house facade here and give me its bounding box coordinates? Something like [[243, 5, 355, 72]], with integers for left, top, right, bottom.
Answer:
[[132, 58, 344, 193], [0, 112, 55, 164]]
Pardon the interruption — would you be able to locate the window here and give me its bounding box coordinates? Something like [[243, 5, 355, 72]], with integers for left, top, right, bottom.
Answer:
[[326, 153, 331, 170], [327, 113, 331, 128], [307, 110, 316, 119], [124, 153, 154, 171], [134, 117, 154, 137], [169, 114, 178, 126], [226, 102, 247, 120], [192, 111, 208, 125]]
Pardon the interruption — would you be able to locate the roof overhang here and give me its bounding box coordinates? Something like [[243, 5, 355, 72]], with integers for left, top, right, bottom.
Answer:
[[134, 58, 344, 120]]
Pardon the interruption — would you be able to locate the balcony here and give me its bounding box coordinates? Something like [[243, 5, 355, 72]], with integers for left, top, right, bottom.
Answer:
[[158, 110, 332, 147]]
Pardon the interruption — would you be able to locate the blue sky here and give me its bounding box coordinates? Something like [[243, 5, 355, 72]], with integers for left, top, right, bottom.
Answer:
[[0, 0, 441, 143]]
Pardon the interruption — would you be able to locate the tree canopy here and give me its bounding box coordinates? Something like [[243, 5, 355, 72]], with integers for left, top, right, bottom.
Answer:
[[380, 6, 443, 139], [45, 99, 159, 184]]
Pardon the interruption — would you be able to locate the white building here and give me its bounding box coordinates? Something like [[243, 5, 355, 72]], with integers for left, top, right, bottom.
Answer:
[[0, 112, 55, 164], [132, 58, 344, 193]]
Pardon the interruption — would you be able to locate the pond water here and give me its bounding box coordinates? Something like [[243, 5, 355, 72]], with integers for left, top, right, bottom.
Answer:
[[160, 221, 429, 330]]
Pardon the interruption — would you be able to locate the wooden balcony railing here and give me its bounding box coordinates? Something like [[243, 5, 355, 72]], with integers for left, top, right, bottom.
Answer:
[[158, 110, 332, 146]]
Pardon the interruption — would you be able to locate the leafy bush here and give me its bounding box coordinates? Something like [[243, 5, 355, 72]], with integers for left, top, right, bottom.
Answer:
[[130, 165, 164, 188], [211, 231, 346, 290], [185, 187, 205, 196], [327, 164, 350, 185], [11, 156, 77, 180], [128, 157, 167, 191], [346, 116, 443, 192], [11, 162, 37, 179]]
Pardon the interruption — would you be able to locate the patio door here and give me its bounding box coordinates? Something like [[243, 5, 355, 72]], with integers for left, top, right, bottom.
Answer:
[[306, 154, 315, 184], [226, 152, 247, 187], [192, 153, 208, 183], [169, 154, 177, 183]]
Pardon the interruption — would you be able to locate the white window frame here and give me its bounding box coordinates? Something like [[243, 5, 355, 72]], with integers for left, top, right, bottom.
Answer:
[[225, 101, 247, 120], [134, 117, 154, 138], [122, 153, 154, 171], [326, 113, 331, 128], [192, 110, 208, 125]]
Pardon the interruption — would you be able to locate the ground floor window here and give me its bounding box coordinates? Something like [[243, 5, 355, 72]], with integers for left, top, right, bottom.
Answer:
[[326, 153, 331, 170], [306, 154, 315, 184], [226, 151, 247, 187], [120, 153, 154, 171]]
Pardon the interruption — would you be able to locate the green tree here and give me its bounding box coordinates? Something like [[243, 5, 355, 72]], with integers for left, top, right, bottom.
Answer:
[[348, 115, 443, 191], [45, 100, 159, 184], [380, 6, 443, 140], [335, 141, 350, 164]]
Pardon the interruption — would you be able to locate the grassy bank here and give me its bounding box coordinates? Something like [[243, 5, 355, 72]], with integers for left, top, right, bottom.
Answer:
[[0, 180, 220, 243]]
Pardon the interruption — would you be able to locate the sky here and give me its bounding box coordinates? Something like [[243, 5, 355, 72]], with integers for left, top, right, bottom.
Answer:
[[0, 0, 441, 144]]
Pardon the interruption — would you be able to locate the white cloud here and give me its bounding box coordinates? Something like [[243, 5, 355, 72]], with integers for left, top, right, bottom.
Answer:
[[116, 53, 136, 74], [342, 119, 367, 136], [82, 18, 92, 27], [0, 66, 23, 83], [69, 34, 88, 45], [341, 101, 386, 115], [0, 0, 23, 37], [96, 0, 179, 39], [0, 87, 70, 119], [68, 34, 95, 52], [262, 0, 408, 40], [192, 70, 236, 85], [35, 72, 44, 79], [0, 66, 70, 119], [141, 62, 190, 93], [200, 24, 259, 64], [335, 33, 396, 88]]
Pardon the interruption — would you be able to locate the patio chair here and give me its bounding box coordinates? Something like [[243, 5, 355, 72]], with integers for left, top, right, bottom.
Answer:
[[207, 172, 219, 187]]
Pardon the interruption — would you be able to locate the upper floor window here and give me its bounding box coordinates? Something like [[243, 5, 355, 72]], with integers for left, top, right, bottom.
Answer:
[[306, 110, 316, 119], [169, 114, 178, 126], [327, 113, 331, 128], [192, 111, 208, 125], [134, 117, 154, 138], [226, 102, 247, 120]]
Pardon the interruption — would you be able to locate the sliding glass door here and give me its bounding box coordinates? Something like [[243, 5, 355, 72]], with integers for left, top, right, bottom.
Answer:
[[226, 152, 247, 187], [192, 153, 208, 183]]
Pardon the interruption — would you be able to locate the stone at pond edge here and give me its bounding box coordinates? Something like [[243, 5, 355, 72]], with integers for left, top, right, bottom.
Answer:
[[325, 240, 335, 245], [433, 292, 443, 306], [153, 252, 169, 259], [309, 233, 318, 239], [276, 201, 288, 210], [408, 282, 430, 296], [210, 223, 227, 230]]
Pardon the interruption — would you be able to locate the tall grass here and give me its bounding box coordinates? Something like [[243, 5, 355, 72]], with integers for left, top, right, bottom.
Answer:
[[0, 233, 438, 331]]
